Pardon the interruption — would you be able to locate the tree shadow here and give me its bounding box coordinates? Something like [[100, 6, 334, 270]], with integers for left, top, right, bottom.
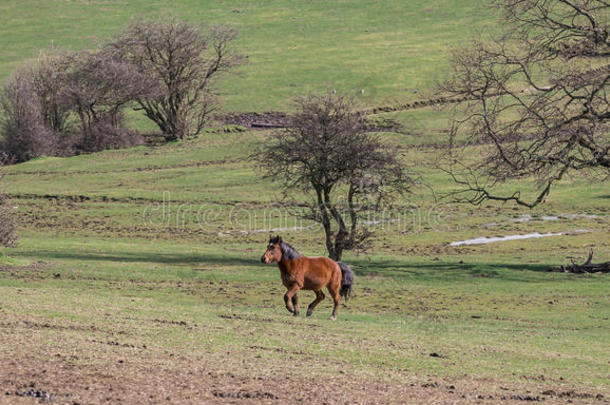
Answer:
[[11, 248, 570, 283], [347, 259, 560, 282], [12, 250, 257, 267]]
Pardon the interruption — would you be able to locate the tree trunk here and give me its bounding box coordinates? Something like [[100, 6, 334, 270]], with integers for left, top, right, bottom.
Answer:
[[329, 247, 343, 262], [323, 187, 348, 262], [315, 188, 336, 259]]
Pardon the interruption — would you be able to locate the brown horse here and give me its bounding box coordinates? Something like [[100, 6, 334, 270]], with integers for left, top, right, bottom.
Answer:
[[260, 235, 354, 320]]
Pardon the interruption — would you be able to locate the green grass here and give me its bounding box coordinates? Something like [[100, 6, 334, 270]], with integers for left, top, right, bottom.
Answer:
[[0, 0, 492, 111], [2, 230, 609, 390], [0, 0, 609, 399], [1, 127, 608, 394]]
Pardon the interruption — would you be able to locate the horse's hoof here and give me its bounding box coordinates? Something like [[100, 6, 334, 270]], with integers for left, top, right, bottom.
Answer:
[[329, 315, 337, 321], [293, 311, 299, 317], [306, 311, 313, 317]]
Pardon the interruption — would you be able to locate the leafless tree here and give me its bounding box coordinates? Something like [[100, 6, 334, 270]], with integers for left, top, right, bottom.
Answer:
[[439, 0, 609, 207], [254, 93, 411, 261], [0, 70, 57, 163], [107, 18, 244, 141], [31, 51, 76, 134], [60, 51, 151, 152], [1, 51, 81, 160]]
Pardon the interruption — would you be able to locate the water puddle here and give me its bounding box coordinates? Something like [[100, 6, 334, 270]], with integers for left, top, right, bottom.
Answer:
[[484, 213, 600, 228], [450, 230, 589, 246], [244, 226, 316, 234], [217, 225, 318, 236], [510, 213, 598, 223], [362, 218, 403, 225]]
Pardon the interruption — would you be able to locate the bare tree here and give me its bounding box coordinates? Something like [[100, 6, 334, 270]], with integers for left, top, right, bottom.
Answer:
[[60, 51, 151, 152], [255, 93, 411, 261], [31, 51, 75, 134], [108, 18, 244, 141], [439, 0, 609, 207], [0, 70, 57, 163], [1, 51, 80, 160]]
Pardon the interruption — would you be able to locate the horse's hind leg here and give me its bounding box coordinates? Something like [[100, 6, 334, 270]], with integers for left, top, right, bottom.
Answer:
[[327, 282, 341, 321], [291, 294, 299, 316], [306, 290, 325, 317]]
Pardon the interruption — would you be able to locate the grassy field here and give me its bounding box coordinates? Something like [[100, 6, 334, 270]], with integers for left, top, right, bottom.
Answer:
[[0, 0, 492, 112], [1, 1, 610, 404], [1, 123, 609, 403]]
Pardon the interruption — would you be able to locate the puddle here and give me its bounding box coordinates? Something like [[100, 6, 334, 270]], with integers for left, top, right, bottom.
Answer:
[[511, 214, 558, 222], [450, 230, 589, 246], [510, 213, 598, 223], [485, 213, 600, 227], [218, 225, 318, 236], [242, 226, 316, 234], [220, 218, 405, 236], [362, 218, 403, 225]]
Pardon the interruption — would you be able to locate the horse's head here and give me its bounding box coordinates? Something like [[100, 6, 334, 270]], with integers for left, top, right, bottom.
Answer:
[[261, 234, 283, 264]]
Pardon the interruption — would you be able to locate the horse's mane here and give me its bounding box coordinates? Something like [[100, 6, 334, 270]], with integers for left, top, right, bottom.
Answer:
[[270, 236, 303, 260], [281, 241, 303, 260]]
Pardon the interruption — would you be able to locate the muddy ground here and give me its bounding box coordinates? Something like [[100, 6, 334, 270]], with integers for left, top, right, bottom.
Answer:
[[1, 315, 607, 405]]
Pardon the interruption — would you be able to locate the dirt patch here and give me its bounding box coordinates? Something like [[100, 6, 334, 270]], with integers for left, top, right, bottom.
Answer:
[[4, 158, 238, 178], [0, 261, 46, 279], [218, 111, 288, 129], [121, 316, 194, 329], [4, 388, 55, 403], [90, 339, 147, 350], [0, 356, 575, 405], [249, 345, 309, 356], [543, 389, 605, 400], [218, 313, 243, 320], [218, 111, 402, 133], [212, 390, 279, 400], [1, 322, 607, 405], [150, 318, 190, 327]]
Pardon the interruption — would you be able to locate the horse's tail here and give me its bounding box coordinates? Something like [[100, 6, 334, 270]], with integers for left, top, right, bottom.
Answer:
[[338, 261, 354, 300]]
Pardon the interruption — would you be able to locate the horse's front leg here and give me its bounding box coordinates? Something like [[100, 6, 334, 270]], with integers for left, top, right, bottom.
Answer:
[[291, 294, 299, 317], [284, 284, 301, 315]]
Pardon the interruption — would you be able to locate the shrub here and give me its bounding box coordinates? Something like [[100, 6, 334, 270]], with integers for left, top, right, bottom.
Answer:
[[74, 115, 143, 153], [1, 17, 243, 163], [31, 51, 75, 134], [60, 50, 150, 153], [0, 71, 57, 163]]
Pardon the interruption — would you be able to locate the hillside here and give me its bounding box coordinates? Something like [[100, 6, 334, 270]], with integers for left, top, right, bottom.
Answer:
[[1, 121, 609, 401], [0, 1, 609, 404], [1, 0, 492, 112]]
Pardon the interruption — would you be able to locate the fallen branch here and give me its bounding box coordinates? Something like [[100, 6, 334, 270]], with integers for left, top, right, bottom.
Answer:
[[550, 249, 610, 273]]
